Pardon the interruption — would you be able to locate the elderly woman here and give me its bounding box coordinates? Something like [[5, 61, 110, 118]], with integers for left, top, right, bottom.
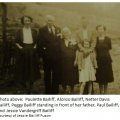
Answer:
[[96, 25, 114, 94], [60, 27, 79, 94], [15, 16, 40, 94]]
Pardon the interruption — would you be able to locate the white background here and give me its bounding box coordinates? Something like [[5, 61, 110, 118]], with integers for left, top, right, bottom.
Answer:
[[0, 0, 120, 120], [0, 95, 120, 120]]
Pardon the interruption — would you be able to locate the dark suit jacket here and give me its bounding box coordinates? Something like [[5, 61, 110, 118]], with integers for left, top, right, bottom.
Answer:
[[15, 28, 38, 47], [37, 25, 61, 61]]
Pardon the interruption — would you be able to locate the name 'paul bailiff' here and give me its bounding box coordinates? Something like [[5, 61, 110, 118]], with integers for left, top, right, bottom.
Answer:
[[97, 103, 119, 107]]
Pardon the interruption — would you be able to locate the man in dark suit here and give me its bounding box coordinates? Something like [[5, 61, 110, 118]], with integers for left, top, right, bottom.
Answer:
[[37, 15, 61, 94]]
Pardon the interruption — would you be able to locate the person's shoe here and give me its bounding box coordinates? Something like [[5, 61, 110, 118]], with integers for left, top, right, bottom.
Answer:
[[59, 84, 65, 94], [65, 85, 71, 94]]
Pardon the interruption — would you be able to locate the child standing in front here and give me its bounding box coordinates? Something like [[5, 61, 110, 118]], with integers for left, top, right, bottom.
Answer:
[[74, 41, 97, 94]]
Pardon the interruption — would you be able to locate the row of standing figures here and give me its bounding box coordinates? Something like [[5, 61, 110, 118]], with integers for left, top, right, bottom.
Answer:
[[14, 15, 114, 95]]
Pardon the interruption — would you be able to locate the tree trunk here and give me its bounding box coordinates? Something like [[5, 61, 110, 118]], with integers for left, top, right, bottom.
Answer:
[[1, 3, 7, 43]]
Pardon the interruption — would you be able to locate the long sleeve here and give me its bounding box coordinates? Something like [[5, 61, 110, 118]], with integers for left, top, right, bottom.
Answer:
[[90, 52, 98, 69], [75, 50, 83, 70], [75, 31, 85, 52], [32, 29, 38, 45], [15, 29, 24, 49], [108, 38, 112, 50], [15, 29, 21, 44], [90, 31, 97, 51], [36, 28, 44, 58]]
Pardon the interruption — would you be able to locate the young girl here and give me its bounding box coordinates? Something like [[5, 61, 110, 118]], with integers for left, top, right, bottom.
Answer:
[[60, 27, 79, 94], [74, 41, 97, 94]]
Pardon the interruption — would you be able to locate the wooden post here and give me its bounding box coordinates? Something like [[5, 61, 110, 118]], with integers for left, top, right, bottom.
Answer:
[[1, 3, 7, 43], [0, 3, 7, 81]]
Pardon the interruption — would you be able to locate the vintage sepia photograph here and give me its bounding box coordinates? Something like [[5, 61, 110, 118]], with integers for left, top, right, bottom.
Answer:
[[0, 2, 120, 95]]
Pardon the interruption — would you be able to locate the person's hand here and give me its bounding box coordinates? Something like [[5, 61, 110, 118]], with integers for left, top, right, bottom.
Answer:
[[16, 43, 23, 49], [34, 45, 36, 49], [59, 84, 64, 94], [83, 49, 89, 57], [81, 47, 85, 52], [88, 48, 93, 53], [18, 46, 23, 49], [57, 33, 62, 37], [74, 61, 77, 67]]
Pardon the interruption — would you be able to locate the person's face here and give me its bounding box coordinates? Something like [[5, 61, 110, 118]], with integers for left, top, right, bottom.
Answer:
[[63, 30, 71, 39], [97, 26, 105, 35], [46, 19, 54, 27], [84, 42, 90, 48], [82, 19, 88, 29], [23, 17, 32, 26]]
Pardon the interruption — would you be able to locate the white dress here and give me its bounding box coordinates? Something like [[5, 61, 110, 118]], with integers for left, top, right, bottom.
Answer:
[[79, 55, 96, 82]]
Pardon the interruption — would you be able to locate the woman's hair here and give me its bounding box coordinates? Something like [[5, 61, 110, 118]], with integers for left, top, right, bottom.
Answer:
[[21, 16, 33, 25], [62, 27, 72, 35], [96, 25, 106, 31]]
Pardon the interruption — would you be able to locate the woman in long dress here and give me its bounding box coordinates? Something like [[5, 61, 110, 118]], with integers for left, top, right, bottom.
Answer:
[[60, 27, 79, 94], [15, 16, 40, 94], [95, 25, 114, 94]]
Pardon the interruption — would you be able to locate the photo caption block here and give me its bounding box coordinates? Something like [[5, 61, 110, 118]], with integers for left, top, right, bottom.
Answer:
[[0, 95, 119, 119]]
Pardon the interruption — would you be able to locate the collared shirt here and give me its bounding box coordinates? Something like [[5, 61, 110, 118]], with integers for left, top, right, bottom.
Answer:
[[82, 29, 88, 40], [99, 36, 105, 40], [23, 27, 33, 44], [65, 40, 69, 47], [48, 26, 55, 35]]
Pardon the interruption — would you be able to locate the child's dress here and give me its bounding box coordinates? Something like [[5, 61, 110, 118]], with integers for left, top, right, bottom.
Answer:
[[75, 50, 97, 83]]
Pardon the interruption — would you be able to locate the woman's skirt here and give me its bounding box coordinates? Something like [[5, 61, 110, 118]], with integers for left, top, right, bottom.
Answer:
[[15, 44, 40, 84], [96, 61, 114, 84]]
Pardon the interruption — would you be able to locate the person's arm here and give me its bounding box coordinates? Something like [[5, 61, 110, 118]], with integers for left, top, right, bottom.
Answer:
[[84, 31, 97, 54], [33, 29, 38, 49], [91, 52, 98, 69], [16, 43, 23, 49], [74, 51, 78, 66], [36, 28, 45, 58], [75, 31, 85, 52], [90, 31, 97, 52], [108, 37, 112, 50], [78, 42, 85, 52], [74, 51, 83, 70], [15, 30, 23, 49], [56, 27, 61, 38]]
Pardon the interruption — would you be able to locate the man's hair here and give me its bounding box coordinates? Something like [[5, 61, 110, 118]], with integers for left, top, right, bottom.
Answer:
[[45, 15, 55, 22]]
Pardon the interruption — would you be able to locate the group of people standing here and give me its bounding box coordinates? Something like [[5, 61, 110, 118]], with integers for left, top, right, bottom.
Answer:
[[15, 15, 114, 94]]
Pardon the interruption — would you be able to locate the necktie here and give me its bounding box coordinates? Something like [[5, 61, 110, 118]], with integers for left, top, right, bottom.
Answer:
[[68, 41, 71, 47], [50, 27, 54, 35]]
